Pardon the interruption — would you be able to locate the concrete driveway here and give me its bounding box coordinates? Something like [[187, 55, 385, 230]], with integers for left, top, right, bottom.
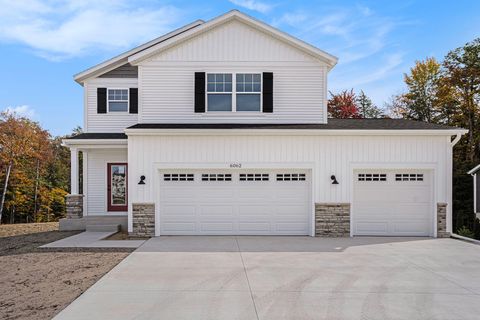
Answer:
[[54, 236, 480, 320]]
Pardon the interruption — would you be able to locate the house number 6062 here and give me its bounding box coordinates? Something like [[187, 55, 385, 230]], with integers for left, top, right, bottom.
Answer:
[[229, 163, 242, 168]]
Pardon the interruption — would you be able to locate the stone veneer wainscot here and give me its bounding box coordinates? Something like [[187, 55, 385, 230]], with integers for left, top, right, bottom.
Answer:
[[437, 203, 449, 238], [315, 203, 350, 237], [131, 203, 155, 237], [65, 194, 84, 219]]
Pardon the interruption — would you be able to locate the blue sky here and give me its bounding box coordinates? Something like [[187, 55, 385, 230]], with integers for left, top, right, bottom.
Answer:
[[0, 0, 479, 136]]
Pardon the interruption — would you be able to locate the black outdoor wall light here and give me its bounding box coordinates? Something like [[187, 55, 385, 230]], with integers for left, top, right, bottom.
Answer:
[[331, 175, 339, 185], [138, 175, 146, 185]]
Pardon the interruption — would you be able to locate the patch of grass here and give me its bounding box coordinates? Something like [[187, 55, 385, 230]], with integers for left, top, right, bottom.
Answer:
[[457, 226, 475, 239]]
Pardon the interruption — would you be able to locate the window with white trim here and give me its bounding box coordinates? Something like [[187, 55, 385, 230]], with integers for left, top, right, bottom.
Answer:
[[236, 73, 261, 111], [206, 73, 261, 112], [207, 74, 232, 111], [107, 89, 129, 112]]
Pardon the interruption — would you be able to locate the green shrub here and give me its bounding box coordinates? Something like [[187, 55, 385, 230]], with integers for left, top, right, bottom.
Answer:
[[457, 226, 475, 239]]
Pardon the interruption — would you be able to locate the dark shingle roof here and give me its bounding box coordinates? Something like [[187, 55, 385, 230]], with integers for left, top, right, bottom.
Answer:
[[65, 133, 127, 140], [65, 119, 463, 140], [128, 119, 462, 130]]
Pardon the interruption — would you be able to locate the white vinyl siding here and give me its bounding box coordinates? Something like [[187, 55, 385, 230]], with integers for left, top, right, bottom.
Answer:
[[127, 134, 453, 234], [138, 19, 328, 123], [85, 149, 128, 215], [139, 65, 325, 123], [84, 78, 138, 132]]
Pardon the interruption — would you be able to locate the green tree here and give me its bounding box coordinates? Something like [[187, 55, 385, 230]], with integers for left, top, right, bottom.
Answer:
[[356, 90, 384, 118], [443, 38, 480, 163], [0, 112, 50, 223], [402, 57, 442, 122], [391, 40, 480, 238]]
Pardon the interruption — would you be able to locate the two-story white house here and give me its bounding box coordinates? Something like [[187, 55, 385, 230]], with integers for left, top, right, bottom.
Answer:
[[62, 10, 466, 238]]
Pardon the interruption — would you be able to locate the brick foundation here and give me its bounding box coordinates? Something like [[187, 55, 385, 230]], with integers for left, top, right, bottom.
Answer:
[[131, 203, 155, 237], [65, 194, 84, 219], [437, 203, 449, 238], [315, 203, 350, 237]]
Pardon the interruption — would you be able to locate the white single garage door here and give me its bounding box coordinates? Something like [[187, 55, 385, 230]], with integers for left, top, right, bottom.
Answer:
[[353, 170, 433, 236], [158, 170, 311, 235]]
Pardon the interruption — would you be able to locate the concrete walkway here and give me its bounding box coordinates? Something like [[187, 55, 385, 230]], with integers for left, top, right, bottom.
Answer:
[[41, 231, 146, 248], [54, 236, 480, 320]]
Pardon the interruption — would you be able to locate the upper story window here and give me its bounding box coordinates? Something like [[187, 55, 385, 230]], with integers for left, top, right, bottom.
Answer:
[[236, 74, 261, 111], [207, 74, 232, 111], [108, 89, 129, 112], [206, 73, 261, 112]]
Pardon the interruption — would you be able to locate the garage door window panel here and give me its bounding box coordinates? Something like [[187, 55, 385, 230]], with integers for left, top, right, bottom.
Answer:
[[201, 173, 232, 181], [277, 173, 306, 181], [395, 173, 424, 181], [239, 173, 269, 181], [164, 174, 194, 181], [358, 173, 387, 181]]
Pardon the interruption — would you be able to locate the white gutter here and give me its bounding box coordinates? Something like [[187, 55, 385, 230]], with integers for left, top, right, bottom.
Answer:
[[124, 128, 468, 137], [450, 132, 463, 147], [467, 164, 480, 175], [62, 139, 127, 147]]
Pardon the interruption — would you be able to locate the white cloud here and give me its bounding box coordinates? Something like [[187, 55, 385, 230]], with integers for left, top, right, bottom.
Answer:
[[0, 0, 181, 60], [342, 53, 404, 88], [4, 105, 36, 118], [229, 0, 272, 14], [274, 6, 399, 65]]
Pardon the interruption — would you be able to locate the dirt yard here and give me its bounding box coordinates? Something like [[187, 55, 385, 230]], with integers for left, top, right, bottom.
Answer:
[[0, 222, 133, 320]]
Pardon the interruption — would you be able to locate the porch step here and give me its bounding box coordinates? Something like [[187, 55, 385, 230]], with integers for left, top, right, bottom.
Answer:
[[59, 218, 85, 231], [86, 224, 120, 233]]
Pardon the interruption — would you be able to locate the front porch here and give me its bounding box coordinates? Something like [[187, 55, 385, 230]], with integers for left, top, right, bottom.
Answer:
[[61, 134, 128, 232]]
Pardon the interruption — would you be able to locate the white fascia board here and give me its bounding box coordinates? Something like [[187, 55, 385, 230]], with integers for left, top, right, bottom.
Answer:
[[124, 128, 468, 137], [73, 20, 204, 85], [468, 164, 480, 175], [62, 139, 128, 148], [128, 10, 338, 68]]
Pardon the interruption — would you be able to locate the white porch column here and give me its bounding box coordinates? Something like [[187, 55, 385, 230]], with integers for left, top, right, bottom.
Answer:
[[70, 147, 79, 194]]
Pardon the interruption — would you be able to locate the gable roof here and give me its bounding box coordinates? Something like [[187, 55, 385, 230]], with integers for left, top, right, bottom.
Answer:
[[73, 19, 204, 84], [468, 164, 480, 175], [128, 10, 338, 68]]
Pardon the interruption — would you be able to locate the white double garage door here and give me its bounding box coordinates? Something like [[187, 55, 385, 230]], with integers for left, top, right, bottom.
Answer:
[[159, 170, 311, 235], [158, 169, 433, 236]]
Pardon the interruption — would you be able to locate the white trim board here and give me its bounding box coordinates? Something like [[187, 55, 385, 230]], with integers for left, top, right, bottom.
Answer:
[[125, 128, 467, 137]]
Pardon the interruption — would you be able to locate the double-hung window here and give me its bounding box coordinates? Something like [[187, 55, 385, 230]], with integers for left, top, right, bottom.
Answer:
[[108, 89, 129, 112], [206, 73, 261, 112], [236, 73, 261, 111], [207, 74, 233, 111]]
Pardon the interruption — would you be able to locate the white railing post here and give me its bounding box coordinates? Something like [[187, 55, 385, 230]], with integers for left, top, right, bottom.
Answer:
[[70, 147, 79, 194]]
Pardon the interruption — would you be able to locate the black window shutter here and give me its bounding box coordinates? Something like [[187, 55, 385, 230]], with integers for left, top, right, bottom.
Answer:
[[97, 88, 107, 113], [129, 88, 138, 114], [194, 72, 206, 113], [263, 72, 273, 113]]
